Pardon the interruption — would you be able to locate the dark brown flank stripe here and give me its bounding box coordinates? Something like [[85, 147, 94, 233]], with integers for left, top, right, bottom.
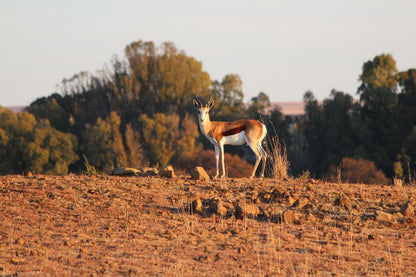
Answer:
[[221, 125, 247, 137]]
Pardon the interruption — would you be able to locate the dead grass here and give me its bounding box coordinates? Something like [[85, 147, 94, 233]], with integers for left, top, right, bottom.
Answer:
[[266, 135, 289, 180], [0, 175, 415, 276]]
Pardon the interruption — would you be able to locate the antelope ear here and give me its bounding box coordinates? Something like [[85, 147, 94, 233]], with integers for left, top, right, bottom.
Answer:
[[193, 98, 201, 108]]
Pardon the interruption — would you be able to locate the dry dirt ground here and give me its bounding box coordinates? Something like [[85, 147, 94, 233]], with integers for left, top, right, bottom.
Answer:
[[1, 174, 416, 276]]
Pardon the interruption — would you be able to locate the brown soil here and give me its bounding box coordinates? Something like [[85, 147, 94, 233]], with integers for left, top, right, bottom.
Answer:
[[1, 175, 415, 276]]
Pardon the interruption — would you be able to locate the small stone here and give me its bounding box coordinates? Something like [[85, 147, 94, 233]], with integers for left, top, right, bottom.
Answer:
[[334, 195, 352, 210], [112, 167, 140, 176], [292, 197, 309, 209], [208, 198, 227, 216], [15, 237, 24, 245], [282, 210, 300, 224], [375, 210, 393, 222], [191, 167, 210, 181], [139, 167, 158, 177], [158, 165, 176, 178], [11, 258, 22, 265], [235, 203, 260, 219], [401, 202, 414, 217], [191, 199, 204, 214], [287, 196, 296, 206], [64, 240, 72, 247]]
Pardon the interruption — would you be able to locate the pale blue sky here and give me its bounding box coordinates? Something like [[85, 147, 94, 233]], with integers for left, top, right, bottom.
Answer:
[[0, 0, 415, 106]]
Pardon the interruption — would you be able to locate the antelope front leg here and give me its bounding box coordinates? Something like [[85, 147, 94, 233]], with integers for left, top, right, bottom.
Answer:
[[213, 144, 220, 179], [219, 142, 226, 178]]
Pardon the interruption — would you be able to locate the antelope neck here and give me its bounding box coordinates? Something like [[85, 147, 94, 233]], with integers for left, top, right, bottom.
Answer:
[[199, 115, 212, 136]]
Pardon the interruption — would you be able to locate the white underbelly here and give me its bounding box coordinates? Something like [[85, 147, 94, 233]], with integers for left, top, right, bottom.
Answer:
[[222, 131, 246, 145]]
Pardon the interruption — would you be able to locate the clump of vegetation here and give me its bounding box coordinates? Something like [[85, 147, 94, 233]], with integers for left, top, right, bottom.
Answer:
[[266, 135, 289, 180], [82, 155, 97, 176], [0, 108, 77, 175], [327, 157, 387, 185]]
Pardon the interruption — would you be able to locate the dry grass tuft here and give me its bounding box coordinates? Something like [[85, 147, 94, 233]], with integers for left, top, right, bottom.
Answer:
[[266, 135, 289, 180]]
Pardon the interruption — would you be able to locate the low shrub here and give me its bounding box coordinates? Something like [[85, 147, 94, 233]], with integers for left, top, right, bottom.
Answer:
[[327, 157, 387, 185]]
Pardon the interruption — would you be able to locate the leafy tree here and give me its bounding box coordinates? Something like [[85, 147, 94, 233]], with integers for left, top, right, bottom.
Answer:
[[124, 40, 212, 117], [301, 91, 324, 176], [396, 69, 416, 178], [357, 54, 400, 176], [26, 93, 71, 132], [246, 91, 271, 119], [210, 74, 245, 120], [359, 53, 398, 91], [138, 113, 181, 166], [0, 108, 77, 174], [81, 111, 127, 170], [300, 90, 361, 177], [138, 112, 200, 167], [174, 113, 200, 160], [321, 90, 360, 169], [124, 123, 145, 167]]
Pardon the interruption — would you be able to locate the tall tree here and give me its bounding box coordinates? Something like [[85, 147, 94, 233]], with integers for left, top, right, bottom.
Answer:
[[396, 69, 416, 177], [357, 54, 400, 176], [210, 74, 245, 120], [138, 113, 181, 166], [246, 91, 271, 119], [0, 108, 77, 174], [321, 90, 360, 169], [81, 111, 127, 170], [124, 123, 145, 167]]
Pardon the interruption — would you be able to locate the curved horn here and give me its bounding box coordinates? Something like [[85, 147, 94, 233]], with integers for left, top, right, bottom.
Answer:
[[207, 96, 214, 108]]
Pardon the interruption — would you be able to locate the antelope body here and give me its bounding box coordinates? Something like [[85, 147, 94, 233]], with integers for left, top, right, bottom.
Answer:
[[193, 97, 267, 178]]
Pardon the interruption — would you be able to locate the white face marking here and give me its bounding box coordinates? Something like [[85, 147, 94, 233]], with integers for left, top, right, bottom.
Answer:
[[198, 107, 210, 122]]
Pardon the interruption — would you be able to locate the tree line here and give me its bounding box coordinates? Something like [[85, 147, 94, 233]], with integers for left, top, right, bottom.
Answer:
[[0, 40, 415, 183]]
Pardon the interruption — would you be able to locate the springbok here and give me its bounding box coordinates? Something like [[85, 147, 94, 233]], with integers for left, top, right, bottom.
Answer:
[[193, 96, 267, 179]]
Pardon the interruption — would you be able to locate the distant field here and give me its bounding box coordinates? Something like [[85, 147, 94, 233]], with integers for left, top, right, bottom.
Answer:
[[1, 174, 415, 275], [4, 106, 24, 113], [271, 102, 305, 115]]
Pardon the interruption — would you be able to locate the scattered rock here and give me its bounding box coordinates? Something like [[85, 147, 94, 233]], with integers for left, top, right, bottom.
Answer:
[[208, 198, 227, 216], [282, 210, 300, 224], [64, 240, 72, 247], [375, 210, 393, 222], [15, 237, 24, 245], [112, 167, 140, 176], [139, 167, 158, 177], [334, 195, 352, 210], [292, 197, 309, 209], [235, 203, 260, 219], [11, 258, 22, 265], [401, 202, 414, 217], [191, 199, 204, 214], [158, 165, 176, 178], [191, 167, 210, 181], [287, 195, 296, 206]]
